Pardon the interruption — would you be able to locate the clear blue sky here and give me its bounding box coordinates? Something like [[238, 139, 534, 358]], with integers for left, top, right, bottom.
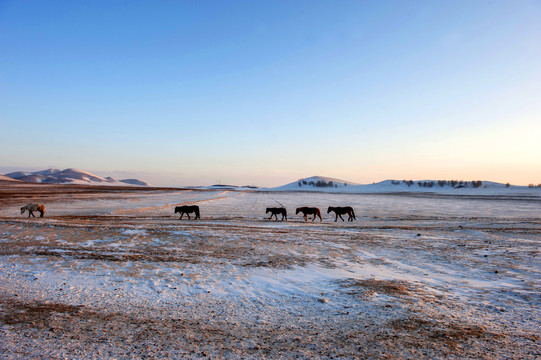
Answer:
[[1, 0, 540, 186]]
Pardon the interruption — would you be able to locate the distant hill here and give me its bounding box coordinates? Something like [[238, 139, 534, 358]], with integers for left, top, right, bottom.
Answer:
[[0, 174, 21, 182], [268, 176, 539, 195], [118, 179, 150, 186], [272, 176, 359, 191], [4, 168, 150, 186]]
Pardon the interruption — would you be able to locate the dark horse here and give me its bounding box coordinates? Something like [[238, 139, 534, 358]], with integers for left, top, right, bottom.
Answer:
[[327, 206, 356, 222], [266, 207, 287, 221], [174, 205, 200, 220], [296, 207, 322, 222]]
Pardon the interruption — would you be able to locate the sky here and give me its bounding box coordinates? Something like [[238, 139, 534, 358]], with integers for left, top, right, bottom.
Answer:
[[1, 0, 540, 187]]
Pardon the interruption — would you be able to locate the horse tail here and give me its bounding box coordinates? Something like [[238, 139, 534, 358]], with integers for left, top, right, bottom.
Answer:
[[351, 208, 356, 219], [195, 207, 200, 219]]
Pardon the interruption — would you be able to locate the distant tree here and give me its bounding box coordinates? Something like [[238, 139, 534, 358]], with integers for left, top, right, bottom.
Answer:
[[473, 181, 483, 188], [302, 180, 307, 185], [438, 180, 446, 187], [528, 184, 534, 188], [505, 182, 510, 188], [450, 180, 458, 187], [298, 182, 302, 187]]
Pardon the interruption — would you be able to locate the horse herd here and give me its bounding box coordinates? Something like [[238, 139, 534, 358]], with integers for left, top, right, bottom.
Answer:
[[20, 203, 356, 222], [176, 205, 356, 222]]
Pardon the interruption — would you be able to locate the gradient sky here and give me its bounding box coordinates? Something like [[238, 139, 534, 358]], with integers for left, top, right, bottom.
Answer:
[[1, 1, 540, 187]]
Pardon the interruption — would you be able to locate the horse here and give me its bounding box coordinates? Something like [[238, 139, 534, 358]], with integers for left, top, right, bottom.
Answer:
[[327, 206, 356, 222], [20, 203, 45, 218], [296, 207, 322, 222], [174, 205, 200, 220], [266, 207, 287, 221]]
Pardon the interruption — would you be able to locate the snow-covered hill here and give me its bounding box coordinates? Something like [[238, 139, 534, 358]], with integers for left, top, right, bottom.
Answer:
[[0, 174, 20, 182], [4, 168, 150, 186], [271, 176, 359, 191], [268, 176, 540, 196]]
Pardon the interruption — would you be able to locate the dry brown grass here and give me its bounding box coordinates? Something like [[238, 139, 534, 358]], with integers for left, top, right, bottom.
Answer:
[[339, 278, 413, 297]]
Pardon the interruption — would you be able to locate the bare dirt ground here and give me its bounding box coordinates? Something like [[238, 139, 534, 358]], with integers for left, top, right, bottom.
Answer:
[[0, 183, 539, 359]]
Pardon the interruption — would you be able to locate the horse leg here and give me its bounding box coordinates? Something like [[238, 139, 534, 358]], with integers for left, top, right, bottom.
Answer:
[[187, 213, 191, 219], [268, 214, 273, 220], [179, 212, 184, 220], [304, 214, 308, 222], [40, 211, 44, 218], [339, 214, 345, 221], [334, 213, 338, 222], [29, 210, 34, 217]]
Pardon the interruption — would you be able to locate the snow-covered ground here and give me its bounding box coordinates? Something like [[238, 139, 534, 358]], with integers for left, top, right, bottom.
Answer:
[[0, 188, 540, 359]]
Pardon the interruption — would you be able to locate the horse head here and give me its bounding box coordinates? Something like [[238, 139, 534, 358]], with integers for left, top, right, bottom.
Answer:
[[327, 207, 333, 213]]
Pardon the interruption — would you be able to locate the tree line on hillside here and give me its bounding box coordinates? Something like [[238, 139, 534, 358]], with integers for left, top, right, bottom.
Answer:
[[295, 179, 541, 189], [298, 180, 339, 188], [392, 180, 485, 188]]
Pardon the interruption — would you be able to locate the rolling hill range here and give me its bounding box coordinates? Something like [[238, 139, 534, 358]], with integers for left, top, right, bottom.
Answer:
[[0, 174, 20, 182], [2, 168, 150, 186], [268, 176, 540, 196]]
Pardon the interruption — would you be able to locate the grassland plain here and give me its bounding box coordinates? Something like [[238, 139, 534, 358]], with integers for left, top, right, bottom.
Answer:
[[0, 183, 540, 359]]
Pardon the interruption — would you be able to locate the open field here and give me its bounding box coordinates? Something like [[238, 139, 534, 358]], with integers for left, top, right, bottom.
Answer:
[[0, 183, 540, 359]]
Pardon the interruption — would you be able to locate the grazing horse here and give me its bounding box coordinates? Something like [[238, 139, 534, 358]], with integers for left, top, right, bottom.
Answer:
[[327, 206, 356, 222], [174, 205, 200, 220], [20, 203, 45, 218], [296, 207, 322, 222], [266, 207, 287, 221]]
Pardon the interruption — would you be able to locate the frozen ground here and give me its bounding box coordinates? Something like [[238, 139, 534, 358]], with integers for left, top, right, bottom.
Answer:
[[0, 185, 540, 359]]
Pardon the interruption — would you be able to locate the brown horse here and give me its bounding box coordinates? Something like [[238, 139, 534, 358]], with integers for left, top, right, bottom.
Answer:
[[266, 207, 287, 221], [327, 206, 356, 222], [20, 203, 45, 218], [296, 207, 322, 222], [175, 205, 200, 219]]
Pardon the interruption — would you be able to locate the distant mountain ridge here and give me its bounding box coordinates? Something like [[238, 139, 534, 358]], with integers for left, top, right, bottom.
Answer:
[[3, 168, 150, 186], [269, 176, 539, 195], [0, 174, 20, 182]]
